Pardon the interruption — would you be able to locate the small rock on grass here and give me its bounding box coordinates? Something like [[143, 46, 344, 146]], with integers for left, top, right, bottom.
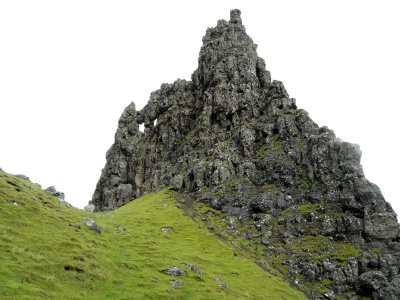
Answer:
[[84, 204, 95, 212], [117, 225, 126, 234], [187, 263, 203, 274], [83, 218, 101, 234], [170, 280, 183, 287], [162, 267, 186, 276]]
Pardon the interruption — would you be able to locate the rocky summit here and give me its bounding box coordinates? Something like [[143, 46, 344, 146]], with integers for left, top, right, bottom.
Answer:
[[91, 9, 400, 299]]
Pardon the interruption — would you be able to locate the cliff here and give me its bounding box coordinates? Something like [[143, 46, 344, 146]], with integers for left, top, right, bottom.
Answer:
[[91, 9, 400, 299]]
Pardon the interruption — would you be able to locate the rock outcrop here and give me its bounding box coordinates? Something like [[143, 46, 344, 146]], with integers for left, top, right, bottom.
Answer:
[[46, 185, 71, 207], [92, 9, 400, 299]]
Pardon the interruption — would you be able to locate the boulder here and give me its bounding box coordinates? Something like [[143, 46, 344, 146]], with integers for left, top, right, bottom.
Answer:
[[169, 280, 183, 287], [84, 204, 95, 212], [356, 271, 387, 294], [187, 264, 203, 274], [83, 218, 101, 234], [364, 212, 399, 241], [45, 186, 64, 199]]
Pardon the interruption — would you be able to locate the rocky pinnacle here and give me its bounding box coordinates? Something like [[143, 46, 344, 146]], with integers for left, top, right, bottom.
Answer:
[[91, 10, 400, 298]]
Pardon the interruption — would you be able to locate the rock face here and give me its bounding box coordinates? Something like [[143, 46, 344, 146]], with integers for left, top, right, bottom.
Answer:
[[92, 9, 400, 298]]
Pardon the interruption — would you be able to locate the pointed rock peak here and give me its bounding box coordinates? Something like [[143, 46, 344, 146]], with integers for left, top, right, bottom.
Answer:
[[229, 9, 242, 24], [192, 9, 266, 103], [118, 102, 137, 125], [92, 10, 400, 299]]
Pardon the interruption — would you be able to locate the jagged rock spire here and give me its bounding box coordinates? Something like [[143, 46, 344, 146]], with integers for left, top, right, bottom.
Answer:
[[91, 11, 400, 298], [92, 9, 277, 210], [229, 9, 242, 24], [192, 8, 266, 92]]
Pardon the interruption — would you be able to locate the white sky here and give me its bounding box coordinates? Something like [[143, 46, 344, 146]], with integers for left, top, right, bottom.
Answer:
[[1, 1, 399, 216]]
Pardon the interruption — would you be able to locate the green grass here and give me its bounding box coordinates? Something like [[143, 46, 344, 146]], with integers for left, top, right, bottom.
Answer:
[[0, 171, 306, 299]]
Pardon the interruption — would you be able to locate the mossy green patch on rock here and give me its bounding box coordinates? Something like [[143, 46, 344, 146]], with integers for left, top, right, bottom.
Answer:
[[257, 143, 269, 159], [262, 183, 277, 193], [257, 135, 285, 160], [288, 235, 361, 266], [281, 203, 321, 216]]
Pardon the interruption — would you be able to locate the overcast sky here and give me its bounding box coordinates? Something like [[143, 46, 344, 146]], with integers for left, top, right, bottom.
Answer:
[[1, 1, 399, 215]]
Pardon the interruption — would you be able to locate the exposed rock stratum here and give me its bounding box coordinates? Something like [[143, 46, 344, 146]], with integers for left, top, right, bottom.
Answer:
[[91, 9, 400, 299]]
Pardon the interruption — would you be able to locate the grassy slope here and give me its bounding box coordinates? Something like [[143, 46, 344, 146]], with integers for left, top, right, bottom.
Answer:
[[0, 171, 306, 299]]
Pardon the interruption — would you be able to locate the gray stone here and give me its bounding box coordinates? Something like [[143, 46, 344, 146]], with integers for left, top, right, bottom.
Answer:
[[301, 261, 319, 281], [117, 183, 133, 202], [162, 267, 186, 277], [258, 259, 270, 270], [375, 285, 400, 300], [187, 264, 203, 274], [44, 185, 71, 207], [356, 271, 388, 294], [364, 212, 399, 241], [170, 175, 184, 191], [45, 186, 65, 201], [169, 280, 183, 287], [117, 225, 126, 234], [84, 204, 95, 212], [341, 215, 363, 234], [375, 275, 400, 299], [391, 275, 400, 288], [261, 231, 272, 245], [323, 290, 335, 300], [83, 218, 101, 234], [227, 218, 235, 230]]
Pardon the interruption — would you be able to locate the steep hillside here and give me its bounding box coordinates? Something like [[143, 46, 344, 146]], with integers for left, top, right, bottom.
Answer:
[[0, 170, 305, 299]]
